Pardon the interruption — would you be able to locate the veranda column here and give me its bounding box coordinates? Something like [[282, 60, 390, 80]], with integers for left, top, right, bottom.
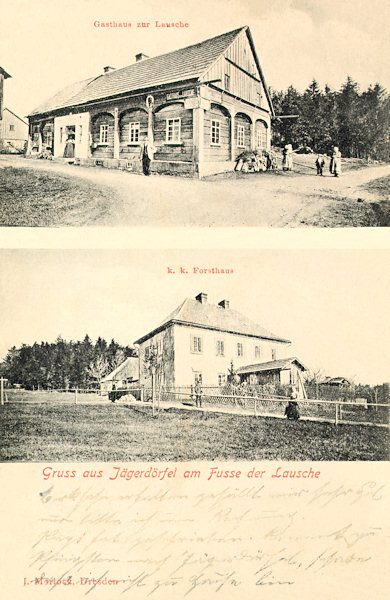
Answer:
[[26, 123, 33, 156], [192, 107, 205, 176], [113, 107, 119, 160], [251, 116, 256, 150], [230, 115, 235, 161]]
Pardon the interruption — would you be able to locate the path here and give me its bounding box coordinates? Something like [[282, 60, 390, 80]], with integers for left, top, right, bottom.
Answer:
[[1, 155, 389, 226]]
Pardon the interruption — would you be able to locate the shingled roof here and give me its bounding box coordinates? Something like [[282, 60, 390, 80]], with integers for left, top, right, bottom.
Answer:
[[236, 357, 306, 375], [29, 26, 272, 117], [135, 297, 290, 345]]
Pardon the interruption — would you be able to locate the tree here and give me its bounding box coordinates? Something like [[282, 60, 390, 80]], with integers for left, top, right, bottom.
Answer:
[[87, 355, 110, 393]]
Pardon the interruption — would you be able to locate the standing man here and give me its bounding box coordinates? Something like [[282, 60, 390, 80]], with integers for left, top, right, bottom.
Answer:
[[194, 378, 203, 409]]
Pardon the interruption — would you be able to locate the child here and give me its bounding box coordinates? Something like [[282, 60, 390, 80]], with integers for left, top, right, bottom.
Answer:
[[315, 154, 325, 175]]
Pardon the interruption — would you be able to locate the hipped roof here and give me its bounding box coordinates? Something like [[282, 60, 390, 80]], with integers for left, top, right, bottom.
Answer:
[[29, 26, 273, 117], [135, 297, 290, 345]]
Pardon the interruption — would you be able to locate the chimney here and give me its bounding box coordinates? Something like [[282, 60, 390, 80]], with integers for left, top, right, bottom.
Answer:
[[195, 293, 208, 304], [103, 66, 116, 74], [218, 299, 230, 309], [135, 53, 149, 62]]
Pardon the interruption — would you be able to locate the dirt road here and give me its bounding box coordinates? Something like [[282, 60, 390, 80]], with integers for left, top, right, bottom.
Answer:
[[0, 155, 389, 226]]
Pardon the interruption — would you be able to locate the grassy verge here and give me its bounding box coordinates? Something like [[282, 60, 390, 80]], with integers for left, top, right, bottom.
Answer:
[[0, 165, 116, 226], [1, 401, 388, 462]]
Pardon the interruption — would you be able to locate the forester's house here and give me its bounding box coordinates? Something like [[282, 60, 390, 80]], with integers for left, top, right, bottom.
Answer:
[[26, 26, 273, 177], [100, 357, 139, 394], [0, 108, 28, 153], [134, 293, 292, 388], [236, 357, 306, 387]]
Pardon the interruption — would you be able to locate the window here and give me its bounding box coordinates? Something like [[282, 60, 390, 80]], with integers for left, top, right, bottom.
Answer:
[[218, 374, 226, 386], [211, 120, 220, 145], [60, 127, 63, 143], [129, 122, 140, 143], [237, 342, 243, 357], [257, 129, 266, 149], [9, 124, 15, 132], [99, 123, 109, 144], [237, 125, 245, 147], [191, 335, 202, 353], [224, 73, 230, 91], [46, 132, 53, 147], [272, 348, 277, 360], [255, 346, 260, 359], [145, 347, 150, 360], [166, 118, 181, 143], [216, 340, 224, 356]]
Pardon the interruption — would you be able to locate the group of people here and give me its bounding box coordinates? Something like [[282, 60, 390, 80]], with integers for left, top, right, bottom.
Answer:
[[282, 144, 343, 176], [235, 149, 278, 173], [316, 146, 342, 177]]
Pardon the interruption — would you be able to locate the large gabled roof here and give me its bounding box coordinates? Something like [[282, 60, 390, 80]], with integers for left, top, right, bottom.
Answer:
[[135, 297, 290, 345], [29, 26, 272, 117]]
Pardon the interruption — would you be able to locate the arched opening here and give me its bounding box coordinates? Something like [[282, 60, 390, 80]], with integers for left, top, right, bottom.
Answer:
[[234, 112, 252, 159], [119, 108, 148, 158], [255, 119, 268, 150], [153, 102, 193, 162], [91, 112, 115, 158], [204, 103, 231, 162]]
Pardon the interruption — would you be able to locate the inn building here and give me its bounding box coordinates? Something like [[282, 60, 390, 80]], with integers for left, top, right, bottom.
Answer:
[[26, 26, 273, 177], [134, 293, 300, 388]]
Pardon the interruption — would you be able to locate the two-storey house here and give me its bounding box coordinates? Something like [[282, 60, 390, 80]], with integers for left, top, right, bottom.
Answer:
[[135, 293, 292, 388]]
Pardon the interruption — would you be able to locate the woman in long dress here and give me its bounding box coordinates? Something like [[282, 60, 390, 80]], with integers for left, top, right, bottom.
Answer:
[[63, 135, 75, 158], [330, 146, 341, 177]]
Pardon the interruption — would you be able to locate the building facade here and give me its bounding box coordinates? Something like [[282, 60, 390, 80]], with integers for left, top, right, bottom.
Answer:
[[0, 108, 28, 153], [26, 27, 273, 177], [135, 293, 291, 388]]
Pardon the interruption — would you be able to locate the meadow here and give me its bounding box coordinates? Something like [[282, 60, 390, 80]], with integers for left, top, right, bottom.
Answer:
[[1, 391, 388, 461]]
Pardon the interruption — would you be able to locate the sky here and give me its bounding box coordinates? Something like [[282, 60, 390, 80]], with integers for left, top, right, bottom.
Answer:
[[1, 0, 389, 118], [0, 248, 389, 385]]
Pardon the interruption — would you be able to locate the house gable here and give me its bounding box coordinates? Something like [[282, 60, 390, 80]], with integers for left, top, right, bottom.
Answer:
[[200, 27, 273, 114]]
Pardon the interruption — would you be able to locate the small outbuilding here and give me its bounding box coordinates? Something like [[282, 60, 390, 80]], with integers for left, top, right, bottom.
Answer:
[[0, 108, 28, 153], [100, 357, 139, 394], [236, 357, 306, 387]]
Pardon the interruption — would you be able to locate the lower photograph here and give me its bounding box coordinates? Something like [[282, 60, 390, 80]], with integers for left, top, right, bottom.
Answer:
[[0, 247, 389, 600], [0, 247, 388, 463]]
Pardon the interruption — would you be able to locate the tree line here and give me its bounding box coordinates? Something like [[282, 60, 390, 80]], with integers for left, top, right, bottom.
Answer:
[[271, 77, 390, 160], [0, 336, 137, 390]]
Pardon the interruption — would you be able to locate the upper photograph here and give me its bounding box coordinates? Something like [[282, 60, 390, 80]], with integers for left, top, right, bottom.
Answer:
[[0, 0, 389, 227]]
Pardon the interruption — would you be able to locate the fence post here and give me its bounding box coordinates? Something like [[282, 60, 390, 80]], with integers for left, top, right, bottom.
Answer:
[[0, 377, 4, 406], [335, 401, 339, 426], [254, 398, 257, 417], [75, 388, 78, 404], [140, 387, 144, 403]]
